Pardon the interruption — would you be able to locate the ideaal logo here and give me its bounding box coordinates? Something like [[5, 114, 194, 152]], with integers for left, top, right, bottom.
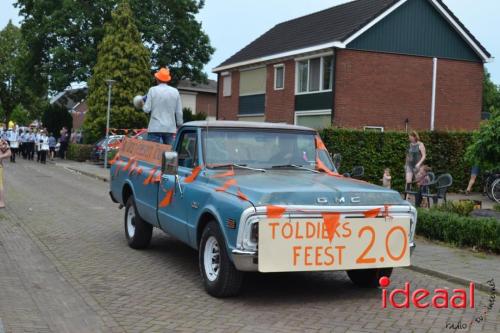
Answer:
[[380, 277, 496, 329]]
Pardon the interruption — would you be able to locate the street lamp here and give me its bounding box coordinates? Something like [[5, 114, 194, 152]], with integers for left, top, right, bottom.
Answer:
[[104, 79, 116, 169]]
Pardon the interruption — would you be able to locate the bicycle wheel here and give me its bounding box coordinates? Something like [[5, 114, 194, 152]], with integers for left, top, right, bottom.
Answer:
[[486, 175, 495, 200], [491, 178, 500, 204]]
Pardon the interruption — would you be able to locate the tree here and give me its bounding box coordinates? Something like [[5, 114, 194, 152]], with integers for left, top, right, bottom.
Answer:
[[83, 1, 151, 143], [14, 0, 214, 93], [42, 103, 73, 138], [0, 21, 28, 123], [10, 104, 32, 125], [466, 110, 500, 170], [483, 69, 500, 114]]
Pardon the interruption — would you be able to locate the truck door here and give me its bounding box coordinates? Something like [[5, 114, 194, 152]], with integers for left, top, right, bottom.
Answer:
[[157, 129, 198, 243]]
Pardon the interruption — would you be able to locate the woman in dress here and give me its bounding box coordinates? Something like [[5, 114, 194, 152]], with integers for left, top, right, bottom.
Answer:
[[405, 131, 426, 198], [0, 139, 12, 208]]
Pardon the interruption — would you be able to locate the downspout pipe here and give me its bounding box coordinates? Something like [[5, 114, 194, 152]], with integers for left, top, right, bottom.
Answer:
[[331, 47, 338, 127]]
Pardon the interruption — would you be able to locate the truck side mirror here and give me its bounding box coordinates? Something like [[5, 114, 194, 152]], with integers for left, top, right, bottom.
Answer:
[[162, 151, 178, 175]]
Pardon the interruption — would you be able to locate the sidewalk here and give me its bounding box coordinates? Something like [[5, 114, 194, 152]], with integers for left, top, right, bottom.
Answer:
[[53, 159, 109, 182], [52, 160, 499, 293]]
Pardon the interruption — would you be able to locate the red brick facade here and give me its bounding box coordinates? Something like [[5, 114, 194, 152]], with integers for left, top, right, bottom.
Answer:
[[216, 49, 483, 131], [434, 58, 483, 130], [265, 60, 296, 123], [218, 72, 240, 120], [334, 49, 483, 131], [195, 92, 217, 117]]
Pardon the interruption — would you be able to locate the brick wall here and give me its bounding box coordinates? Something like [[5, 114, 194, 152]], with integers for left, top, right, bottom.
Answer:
[[435, 59, 483, 130], [334, 49, 483, 131], [265, 60, 296, 123], [217, 71, 240, 120], [195, 92, 217, 117]]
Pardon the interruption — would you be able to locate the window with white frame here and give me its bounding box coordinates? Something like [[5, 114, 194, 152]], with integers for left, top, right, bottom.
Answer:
[[296, 55, 333, 94], [222, 73, 232, 97], [363, 126, 384, 132], [274, 64, 285, 90]]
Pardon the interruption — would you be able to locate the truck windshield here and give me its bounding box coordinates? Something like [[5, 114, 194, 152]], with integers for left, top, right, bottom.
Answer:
[[202, 129, 336, 172]]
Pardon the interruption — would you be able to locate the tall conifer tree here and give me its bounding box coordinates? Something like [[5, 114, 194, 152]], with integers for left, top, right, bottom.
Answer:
[[84, 1, 151, 142]]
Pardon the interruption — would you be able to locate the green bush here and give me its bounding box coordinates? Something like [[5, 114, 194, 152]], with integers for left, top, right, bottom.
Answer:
[[494, 204, 500, 212], [433, 200, 475, 217], [319, 129, 473, 192], [67, 144, 93, 162], [416, 209, 500, 253]]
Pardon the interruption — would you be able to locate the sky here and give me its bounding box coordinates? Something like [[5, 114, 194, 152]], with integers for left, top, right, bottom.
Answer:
[[1, 0, 499, 83]]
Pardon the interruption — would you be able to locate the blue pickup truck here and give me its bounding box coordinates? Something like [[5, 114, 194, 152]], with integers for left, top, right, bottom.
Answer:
[[110, 121, 417, 297]]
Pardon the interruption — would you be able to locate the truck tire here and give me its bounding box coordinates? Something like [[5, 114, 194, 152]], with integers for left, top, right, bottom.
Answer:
[[124, 196, 152, 249], [199, 221, 244, 297], [347, 268, 393, 288]]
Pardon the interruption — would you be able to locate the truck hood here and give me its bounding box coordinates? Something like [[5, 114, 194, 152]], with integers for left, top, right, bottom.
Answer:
[[205, 170, 404, 207]]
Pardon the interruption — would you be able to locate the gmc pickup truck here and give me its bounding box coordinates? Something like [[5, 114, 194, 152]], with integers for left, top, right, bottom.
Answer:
[[110, 121, 416, 297]]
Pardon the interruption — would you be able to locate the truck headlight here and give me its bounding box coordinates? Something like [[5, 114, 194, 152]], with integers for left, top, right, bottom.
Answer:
[[239, 215, 259, 251]]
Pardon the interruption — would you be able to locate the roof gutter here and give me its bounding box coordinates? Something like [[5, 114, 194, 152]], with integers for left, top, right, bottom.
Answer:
[[213, 41, 345, 73]]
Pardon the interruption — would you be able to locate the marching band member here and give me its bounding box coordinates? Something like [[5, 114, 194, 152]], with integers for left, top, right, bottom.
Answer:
[[7, 128, 18, 163], [39, 130, 50, 164]]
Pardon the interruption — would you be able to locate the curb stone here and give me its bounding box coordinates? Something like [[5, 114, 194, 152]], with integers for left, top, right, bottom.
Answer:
[[408, 265, 499, 295], [58, 164, 109, 182]]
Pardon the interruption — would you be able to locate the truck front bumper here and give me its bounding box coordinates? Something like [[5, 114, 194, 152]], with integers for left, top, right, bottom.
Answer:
[[232, 242, 416, 272]]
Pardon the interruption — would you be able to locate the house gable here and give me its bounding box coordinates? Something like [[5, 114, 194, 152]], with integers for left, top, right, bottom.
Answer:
[[347, 0, 481, 62]]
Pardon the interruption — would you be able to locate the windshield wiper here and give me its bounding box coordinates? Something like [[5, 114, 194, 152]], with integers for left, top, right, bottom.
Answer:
[[271, 164, 319, 173], [209, 163, 266, 172]]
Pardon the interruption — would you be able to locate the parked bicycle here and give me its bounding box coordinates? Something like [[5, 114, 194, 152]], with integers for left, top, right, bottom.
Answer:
[[483, 171, 500, 203]]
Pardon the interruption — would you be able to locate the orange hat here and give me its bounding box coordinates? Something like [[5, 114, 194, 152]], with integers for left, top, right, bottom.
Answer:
[[154, 67, 171, 83]]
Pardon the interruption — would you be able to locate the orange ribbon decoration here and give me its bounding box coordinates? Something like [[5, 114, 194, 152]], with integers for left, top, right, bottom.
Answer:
[[122, 157, 136, 171], [236, 190, 249, 201], [184, 166, 202, 183], [364, 208, 381, 218], [315, 136, 327, 151], [143, 167, 158, 185], [322, 213, 341, 243], [266, 205, 286, 218], [159, 189, 174, 207], [109, 153, 120, 165], [211, 169, 235, 178], [215, 179, 237, 192]]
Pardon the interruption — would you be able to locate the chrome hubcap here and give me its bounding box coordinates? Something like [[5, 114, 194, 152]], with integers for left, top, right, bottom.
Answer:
[[204, 236, 220, 282], [126, 208, 135, 238]]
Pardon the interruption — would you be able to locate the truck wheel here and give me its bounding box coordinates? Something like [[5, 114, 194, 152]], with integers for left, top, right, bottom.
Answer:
[[124, 196, 152, 249], [199, 221, 244, 297], [347, 268, 393, 288]]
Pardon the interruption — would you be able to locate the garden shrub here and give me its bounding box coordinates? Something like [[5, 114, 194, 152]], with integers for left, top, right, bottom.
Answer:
[[416, 209, 500, 253], [433, 200, 475, 217], [320, 129, 473, 192], [67, 144, 93, 162]]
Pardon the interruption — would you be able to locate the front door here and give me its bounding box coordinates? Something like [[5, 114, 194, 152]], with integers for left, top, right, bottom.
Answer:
[[157, 130, 199, 243]]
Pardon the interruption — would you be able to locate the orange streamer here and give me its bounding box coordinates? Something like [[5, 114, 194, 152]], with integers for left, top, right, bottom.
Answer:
[[315, 136, 327, 151], [159, 189, 174, 207], [236, 190, 249, 201], [143, 167, 158, 185], [322, 213, 341, 243], [364, 208, 381, 218], [266, 205, 286, 218], [211, 169, 235, 178], [215, 179, 237, 192], [184, 166, 202, 183]]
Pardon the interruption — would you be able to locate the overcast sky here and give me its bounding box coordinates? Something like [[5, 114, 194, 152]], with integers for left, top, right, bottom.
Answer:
[[1, 0, 499, 83]]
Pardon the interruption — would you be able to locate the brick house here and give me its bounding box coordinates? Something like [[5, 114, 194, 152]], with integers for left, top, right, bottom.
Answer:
[[177, 79, 217, 119], [213, 0, 492, 131]]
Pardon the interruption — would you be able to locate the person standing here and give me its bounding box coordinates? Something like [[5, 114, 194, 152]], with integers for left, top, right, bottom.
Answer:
[[59, 127, 69, 159], [48, 132, 57, 161], [39, 130, 49, 164], [27, 129, 35, 160], [7, 128, 18, 163], [404, 131, 426, 199], [141, 67, 183, 145], [0, 139, 11, 208]]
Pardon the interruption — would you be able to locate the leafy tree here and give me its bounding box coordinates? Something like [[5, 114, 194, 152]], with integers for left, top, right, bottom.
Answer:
[[0, 21, 28, 123], [183, 108, 206, 122], [465, 110, 500, 170], [14, 0, 214, 92], [483, 69, 500, 114], [10, 104, 32, 125], [42, 103, 73, 138], [83, 1, 151, 143]]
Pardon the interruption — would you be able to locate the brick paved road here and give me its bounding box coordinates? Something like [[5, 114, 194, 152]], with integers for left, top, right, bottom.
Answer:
[[0, 160, 498, 333]]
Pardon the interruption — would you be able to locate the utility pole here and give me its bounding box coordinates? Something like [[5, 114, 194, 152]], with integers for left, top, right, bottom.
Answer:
[[104, 79, 116, 169]]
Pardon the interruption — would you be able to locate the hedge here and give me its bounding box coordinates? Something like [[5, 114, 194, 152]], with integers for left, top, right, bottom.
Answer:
[[320, 129, 474, 192], [67, 144, 93, 162], [416, 209, 500, 253]]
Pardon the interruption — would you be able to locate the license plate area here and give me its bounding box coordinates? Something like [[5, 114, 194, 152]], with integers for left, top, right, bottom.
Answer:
[[258, 216, 410, 272]]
